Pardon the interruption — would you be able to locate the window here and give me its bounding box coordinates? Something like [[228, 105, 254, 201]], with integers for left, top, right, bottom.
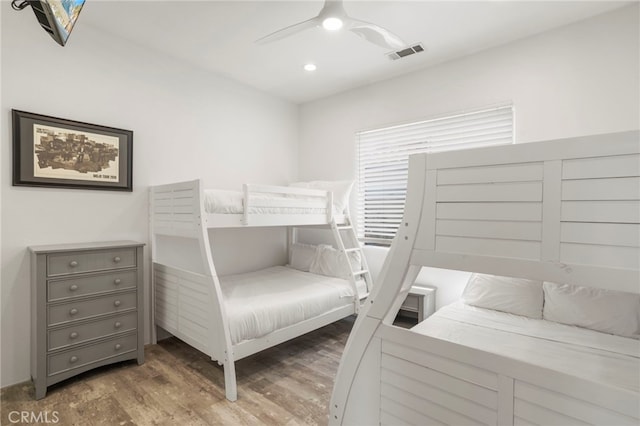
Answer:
[[356, 104, 514, 246]]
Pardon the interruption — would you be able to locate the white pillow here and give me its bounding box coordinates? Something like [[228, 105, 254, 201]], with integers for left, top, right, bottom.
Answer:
[[543, 282, 640, 338], [203, 189, 243, 214], [462, 273, 544, 319], [289, 180, 354, 214], [288, 243, 318, 272], [309, 244, 361, 280]]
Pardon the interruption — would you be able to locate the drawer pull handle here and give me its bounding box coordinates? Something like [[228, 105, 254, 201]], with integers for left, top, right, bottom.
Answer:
[[114, 344, 122, 351], [69, 261, 78, 267], [114, 279, 122, 285], [69, 356, 78, 364], [114, 322, 122, 329], [69, 284, 79, 292], [114, 300, 122, 307], [69, 332, 79, 339], [69, 308, 79, 316], [113, 256, 121, 263]]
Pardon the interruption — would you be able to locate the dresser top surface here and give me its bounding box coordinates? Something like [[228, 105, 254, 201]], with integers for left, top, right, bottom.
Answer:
[[29, 241, 144, 254]]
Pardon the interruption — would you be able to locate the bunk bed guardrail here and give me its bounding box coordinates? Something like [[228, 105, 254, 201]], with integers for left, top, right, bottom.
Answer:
[[242, 183, 334, 225]]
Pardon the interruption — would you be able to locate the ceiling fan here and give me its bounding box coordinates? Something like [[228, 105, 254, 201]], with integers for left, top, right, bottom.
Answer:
[[255, 0, 406, 50]]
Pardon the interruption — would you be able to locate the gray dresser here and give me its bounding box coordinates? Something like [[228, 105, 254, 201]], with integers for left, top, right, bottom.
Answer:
[[30, 241, 144, 399]]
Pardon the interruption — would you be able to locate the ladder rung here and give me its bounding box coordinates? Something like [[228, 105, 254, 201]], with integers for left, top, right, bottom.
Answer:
[[344, 248, 361, 253], [359, 292, 370, 300], [336, 225, 353, 230], [352, 269, 369, 276]]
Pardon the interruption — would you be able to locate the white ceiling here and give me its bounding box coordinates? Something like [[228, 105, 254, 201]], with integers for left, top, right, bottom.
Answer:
[[79, 1, 632, 104]]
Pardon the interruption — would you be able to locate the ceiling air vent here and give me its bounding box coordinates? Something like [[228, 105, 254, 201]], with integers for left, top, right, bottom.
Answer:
[[387, 43, 425, 61]]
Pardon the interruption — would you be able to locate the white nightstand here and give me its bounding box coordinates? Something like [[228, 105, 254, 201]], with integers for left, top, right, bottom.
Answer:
[[398, 286, 436, 322]]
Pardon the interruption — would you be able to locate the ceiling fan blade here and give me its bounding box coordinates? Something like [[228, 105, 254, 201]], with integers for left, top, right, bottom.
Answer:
[[255, 16, 321, 45], [348, 19, 405, 50]]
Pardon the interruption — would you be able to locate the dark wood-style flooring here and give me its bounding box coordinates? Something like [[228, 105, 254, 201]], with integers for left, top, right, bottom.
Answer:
[[1, 318, 356, 426]]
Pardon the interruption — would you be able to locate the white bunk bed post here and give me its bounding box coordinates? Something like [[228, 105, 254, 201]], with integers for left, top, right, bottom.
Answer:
[[287, 227, 296, 262], [195, 185, 238, 402], [149, 187, 158, 345], [330, 154, 427, 425], [242, 183, 249, 226], [150, 180, 238, 401], [327, 191, 334, 223], [330, 131, 640, 426]]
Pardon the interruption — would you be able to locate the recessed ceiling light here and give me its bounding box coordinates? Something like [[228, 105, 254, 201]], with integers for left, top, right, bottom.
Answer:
[[304, 63, 317, 72], [322, 17, 343, 31]]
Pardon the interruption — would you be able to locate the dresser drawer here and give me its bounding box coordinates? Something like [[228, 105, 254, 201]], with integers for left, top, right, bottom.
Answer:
[[47, 248, 136, 277], [48, 292, 137, 326], [48, 311, 137, 351], [48, 271, 137, 302], [47, 333, 137, 377]]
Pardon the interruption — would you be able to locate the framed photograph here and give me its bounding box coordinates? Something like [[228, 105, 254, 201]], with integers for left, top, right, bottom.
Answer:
[[12, 110, 133, 191]]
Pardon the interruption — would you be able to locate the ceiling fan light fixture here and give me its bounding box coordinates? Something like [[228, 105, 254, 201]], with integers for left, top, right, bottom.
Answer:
[[255, 0, 405, 50], [322, 17, 343, 31]]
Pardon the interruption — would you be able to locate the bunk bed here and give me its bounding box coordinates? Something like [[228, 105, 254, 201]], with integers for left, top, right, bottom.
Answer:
[[330, 131, 640, 425], [149, 180, 371, 401]]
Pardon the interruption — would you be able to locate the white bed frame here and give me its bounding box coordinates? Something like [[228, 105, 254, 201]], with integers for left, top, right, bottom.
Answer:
[[149, 180, 370, 401], [330, 131, 640, 425]]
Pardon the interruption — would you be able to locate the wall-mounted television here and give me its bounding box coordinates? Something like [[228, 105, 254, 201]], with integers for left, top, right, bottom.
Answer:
[[27, 0, 86, 46]]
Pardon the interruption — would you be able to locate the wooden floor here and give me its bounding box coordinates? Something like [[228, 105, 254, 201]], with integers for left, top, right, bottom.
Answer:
[[1, 318, 355, 426]]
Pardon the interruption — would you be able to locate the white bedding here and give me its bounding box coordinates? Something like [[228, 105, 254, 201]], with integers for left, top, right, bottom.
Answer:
[[220, 266, 365, 344], [204, 189, 328, 214], [411, 301, 640, 392]]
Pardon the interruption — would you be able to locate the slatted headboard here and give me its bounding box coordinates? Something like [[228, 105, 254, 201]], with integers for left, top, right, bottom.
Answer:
[[408, 130, 639, 293]]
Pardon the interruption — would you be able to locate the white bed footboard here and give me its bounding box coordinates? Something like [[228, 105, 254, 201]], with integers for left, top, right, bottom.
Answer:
[[331, 131, 640, 425], [154, 264, 221, 359], [371, 326, 638, 426]]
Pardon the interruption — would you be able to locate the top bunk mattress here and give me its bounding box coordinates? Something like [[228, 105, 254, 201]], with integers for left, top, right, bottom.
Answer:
[[411, 301, 640, 393], [220, 266, 366, 344]]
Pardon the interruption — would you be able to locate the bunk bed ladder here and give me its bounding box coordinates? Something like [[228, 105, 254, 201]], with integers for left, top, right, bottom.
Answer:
[[331, 218, 373, 310]]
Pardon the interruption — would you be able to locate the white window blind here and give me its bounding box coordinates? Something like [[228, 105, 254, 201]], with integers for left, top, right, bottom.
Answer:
[[356, 104, 514, 246]]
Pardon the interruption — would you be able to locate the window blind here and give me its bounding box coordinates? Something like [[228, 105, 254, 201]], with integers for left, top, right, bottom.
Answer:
[[356, 104, 514, 246]]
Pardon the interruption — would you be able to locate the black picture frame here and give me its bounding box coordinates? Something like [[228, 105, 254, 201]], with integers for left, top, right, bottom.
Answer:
[[12, 110, 133, 192]]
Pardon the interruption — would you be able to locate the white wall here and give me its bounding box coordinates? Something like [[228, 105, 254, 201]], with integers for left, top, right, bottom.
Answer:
[[298, 5, 640, 308], [0, 4, 298, 387]]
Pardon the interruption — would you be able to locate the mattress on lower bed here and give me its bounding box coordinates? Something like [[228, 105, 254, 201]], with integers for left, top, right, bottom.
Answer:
[[220, 266, 365, 344], [204, 189, 328, 214], [411, 301, 640, 393]]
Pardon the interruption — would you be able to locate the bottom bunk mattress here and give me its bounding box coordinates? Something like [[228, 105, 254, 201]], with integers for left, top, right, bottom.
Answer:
[[411, 301, 640, 393], [220, 266, 366, 345]]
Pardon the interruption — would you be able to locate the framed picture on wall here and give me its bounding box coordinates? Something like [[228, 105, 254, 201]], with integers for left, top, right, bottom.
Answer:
[[12, 110, 133, 191]]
